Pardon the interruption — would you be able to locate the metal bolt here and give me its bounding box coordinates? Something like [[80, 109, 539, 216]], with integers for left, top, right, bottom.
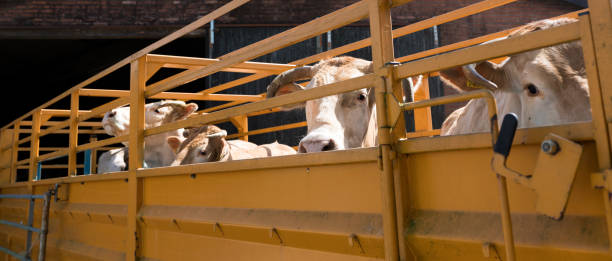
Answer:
[[384, 61, 400, 67], [541, 139, 559, 155], [269, 227, 283, 244], [190, 173, 196, 179], [213, 222, 221, 233], [305, 168, 310, 174]]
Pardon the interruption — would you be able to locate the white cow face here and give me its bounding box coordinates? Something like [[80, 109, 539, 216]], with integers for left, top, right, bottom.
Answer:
[[300, 87, 374, 152], [266, 57, 377, 153], [505, 45, 591, 128], [102, 100, 198, 137], [168, 126, 229, 165]]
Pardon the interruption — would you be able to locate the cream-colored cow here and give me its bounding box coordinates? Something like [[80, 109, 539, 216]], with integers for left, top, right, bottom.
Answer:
[[167, 125, 296, 165], [97, 100, 198, 173], [267, 56, 421, 152], [440, 18, 590, 135]]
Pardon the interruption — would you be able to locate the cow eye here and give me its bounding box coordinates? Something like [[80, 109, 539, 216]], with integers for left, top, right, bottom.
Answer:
[[154, 108, 162, 114], [200, 150, 208, 156], [525, 84, 539, 96], [357, 93, 367, 102]]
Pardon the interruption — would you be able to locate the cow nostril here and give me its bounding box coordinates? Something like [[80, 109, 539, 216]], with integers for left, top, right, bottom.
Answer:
[[321, 139, 336, 151]]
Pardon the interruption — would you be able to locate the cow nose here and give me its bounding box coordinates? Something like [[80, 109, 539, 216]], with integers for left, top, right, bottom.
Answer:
[[108, 110, 116, 118], [298, 138, 337, 153]]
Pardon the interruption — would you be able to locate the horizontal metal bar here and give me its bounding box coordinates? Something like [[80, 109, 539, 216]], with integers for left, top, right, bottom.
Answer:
[[400, 90, 495, 113], [17, 164, 85, 170], [146, 54, 295, 72], [0, 194, 45, 199], [18, 136, 31, 145], [137, 147, 377, 178], [18, 147, 120, 152], [396, 9, 585, 64], [291, 0, 518, 66], [0, 245, 27, 261], [20, 120, 102, 127], [145, 73, 376, 137], [395, 21, 580, 79], [37, 149, 69, 162], [226, 121, 307, 139], [144, 0, 369, 97], [19, 129, 107, 135], [78, 97, 130, 124], [405, 129, 441, 138], [41, 109, 92, 116], [0, 147, 376, 187], [16, 158, 30, 166], [76, 135, 128, 152], [396, 122, 593, 154], [0, 219, 42, 233], [79, 89, 264, 102]]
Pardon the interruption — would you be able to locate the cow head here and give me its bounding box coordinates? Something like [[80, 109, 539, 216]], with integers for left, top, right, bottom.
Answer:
[[167, 125, 230, 165], [440, 18, 590, 128], [102, 100, 198, 146], [266, 57, 377, 153]]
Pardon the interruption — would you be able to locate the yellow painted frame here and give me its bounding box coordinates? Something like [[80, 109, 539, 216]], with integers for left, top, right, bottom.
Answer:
[[0, 0, 610, 260]]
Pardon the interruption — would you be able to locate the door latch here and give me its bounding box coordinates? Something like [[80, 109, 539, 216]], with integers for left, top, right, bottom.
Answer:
[[492, 114, 583, 220]]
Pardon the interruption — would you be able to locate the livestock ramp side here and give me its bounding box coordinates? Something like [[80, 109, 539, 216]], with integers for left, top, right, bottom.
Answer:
[[1, 0, 612, 260]]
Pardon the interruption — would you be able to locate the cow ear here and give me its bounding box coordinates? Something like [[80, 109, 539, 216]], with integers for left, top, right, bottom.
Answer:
[[439, 67, 469, 92], [185, 103, 198, 115], [167, 136, 182, 153], [267, 83, 306, 110], [174, 103, 198, 121]]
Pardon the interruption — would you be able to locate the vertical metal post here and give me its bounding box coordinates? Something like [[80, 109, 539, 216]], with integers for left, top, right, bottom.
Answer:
[[38, 191, 51, 261], [29, 111, 42, 182], [580, 7, 612, 254], [68, 91, 79, 177], [413, 74, 433, 132], [89, 135, 98, 174], [368, 0, 405, 260], [127, 56, 146, 261], [497, 175, 516, 261], [10, 122, 20, 184], [25, 110, 41, 258], [83, 150, 91, 175], [36, 162, 42, 181], [432, 25, 439, 48], [25, 198, 35, 260], [326, 31, 332, 51], [231, 116, 249, 142], [207, 20, 215, 90]]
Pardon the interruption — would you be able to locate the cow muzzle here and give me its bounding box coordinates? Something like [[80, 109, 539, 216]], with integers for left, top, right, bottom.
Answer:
[[298, 136, 339, 153]]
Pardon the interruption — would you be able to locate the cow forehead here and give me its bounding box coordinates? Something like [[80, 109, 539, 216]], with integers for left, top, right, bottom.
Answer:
[[187, 136, 207, 149], [306, 89, 367, 113]]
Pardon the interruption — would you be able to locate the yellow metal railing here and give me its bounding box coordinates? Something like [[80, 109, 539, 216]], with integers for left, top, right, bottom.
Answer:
[[2, 1, 588, 181], [3, 0, 554, 179], [1, 0, 611, 260]]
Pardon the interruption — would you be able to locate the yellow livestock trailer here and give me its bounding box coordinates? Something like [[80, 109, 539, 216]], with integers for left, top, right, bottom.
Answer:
[[0, 0, 611, 260]]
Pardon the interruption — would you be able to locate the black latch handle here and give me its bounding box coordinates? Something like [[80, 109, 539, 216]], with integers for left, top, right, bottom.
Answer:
[[494, 113, 519, 157]]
